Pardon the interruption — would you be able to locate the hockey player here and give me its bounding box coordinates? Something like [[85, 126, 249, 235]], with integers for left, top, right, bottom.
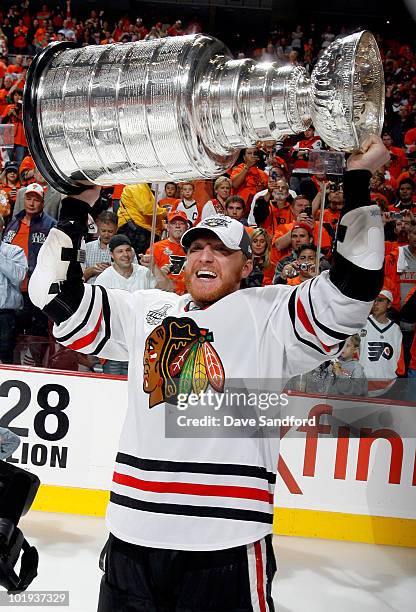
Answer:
[[28, 136, 388, 611], [359, 289, 405, 396]]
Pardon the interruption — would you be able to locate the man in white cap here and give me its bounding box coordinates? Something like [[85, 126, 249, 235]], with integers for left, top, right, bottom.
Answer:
[[28, 137, 389, 610], [359, 288, 405, 396], [3, 183, 56, 349]]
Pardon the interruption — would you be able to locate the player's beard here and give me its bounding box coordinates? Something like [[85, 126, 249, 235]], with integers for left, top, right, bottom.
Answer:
[[185, 269, 241, 306]]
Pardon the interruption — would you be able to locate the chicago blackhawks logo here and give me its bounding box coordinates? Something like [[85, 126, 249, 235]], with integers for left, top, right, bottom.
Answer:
[[143, 317, 225, 408]]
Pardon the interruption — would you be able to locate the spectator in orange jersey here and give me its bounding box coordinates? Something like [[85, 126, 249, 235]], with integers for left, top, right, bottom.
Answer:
[[230, 148, 268, 215], [146, 211, 188, 295], [382, 132, 408, 179], [1, 89, 27, 164], [272, 197, 332, 263], [13, 20, 28, 53], [6, 54, 24, 76], [0, 73, 23, 115], [201, 176, 232, 219], [404, 121, 416, 156], [245, 228, 276, 287], [170, 182, 201, 226], [158, 182, 180, 213], [397, 162, 416, 186], [249, 178, 295, 236]]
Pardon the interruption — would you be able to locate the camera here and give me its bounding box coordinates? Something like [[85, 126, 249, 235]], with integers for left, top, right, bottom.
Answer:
[[304, 205, 313, 217], [329, 181, 343, 192], [391, 212, 403, 220]]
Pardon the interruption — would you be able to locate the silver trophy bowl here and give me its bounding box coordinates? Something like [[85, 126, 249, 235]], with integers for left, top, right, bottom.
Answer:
[[23, 31, 384, 193]]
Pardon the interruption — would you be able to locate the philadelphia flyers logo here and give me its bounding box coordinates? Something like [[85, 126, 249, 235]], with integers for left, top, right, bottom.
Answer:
[[368, 342, 394, 362]]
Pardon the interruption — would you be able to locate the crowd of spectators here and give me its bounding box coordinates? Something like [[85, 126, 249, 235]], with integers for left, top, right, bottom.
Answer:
[[0, 2, 415, 399]]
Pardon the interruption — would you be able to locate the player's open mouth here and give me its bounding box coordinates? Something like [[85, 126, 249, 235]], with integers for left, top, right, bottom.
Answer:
[[196, 270, 217, 279]]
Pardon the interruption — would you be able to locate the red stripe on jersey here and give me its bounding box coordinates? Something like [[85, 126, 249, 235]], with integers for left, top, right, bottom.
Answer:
[[296, 296, 331, 353], [113, 472, 274, 503], [254, 541, 267, 612], [67, 311, 103, 350]]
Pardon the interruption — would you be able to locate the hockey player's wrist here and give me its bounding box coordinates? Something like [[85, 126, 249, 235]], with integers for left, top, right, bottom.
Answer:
[[342, 169, 371, 215]]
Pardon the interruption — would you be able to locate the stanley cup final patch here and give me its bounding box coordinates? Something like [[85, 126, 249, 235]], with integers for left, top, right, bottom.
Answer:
[[201, 217, 231, 228], [146, 304, 174, 326]]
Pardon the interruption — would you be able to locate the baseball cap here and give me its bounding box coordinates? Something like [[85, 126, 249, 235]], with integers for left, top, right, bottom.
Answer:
[[25, 183, 44, 198], [109, 234, 132, 252], [378, 289, 393, 302], [181, 215, 252, 258], [291, 222, 313, 236], [4, 161, 19, 173], [167, 211, 189, 224]]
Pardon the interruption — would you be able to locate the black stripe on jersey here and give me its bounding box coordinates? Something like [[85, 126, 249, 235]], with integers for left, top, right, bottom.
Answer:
[[329, 252, 383, 302], [110, 492, 274, 524], [288, 289, 327, 356], [368, 316, 395, 334], [55, 285, 97, 343], [307, 280, 350, 341], [116, 453, 277, 485], [93, 286, 111, 354]]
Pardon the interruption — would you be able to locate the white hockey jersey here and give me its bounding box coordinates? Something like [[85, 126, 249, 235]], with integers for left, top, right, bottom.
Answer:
[[53, 273, 373, 550], [359, 315, 403, 396]]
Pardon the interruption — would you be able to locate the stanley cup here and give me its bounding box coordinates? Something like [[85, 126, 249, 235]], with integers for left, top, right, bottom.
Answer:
[[23, 31, 384, 193]]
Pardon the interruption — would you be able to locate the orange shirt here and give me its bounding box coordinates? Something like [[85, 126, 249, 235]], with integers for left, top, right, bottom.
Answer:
[[112, 184, 125, 200], [147, 239, 187, 295], [404, 127, 416, 152], [370, 192, 389, 209], [322, 208, 340, 227], [2, 104, 27, 147], [388, 146, 408, 180], [11, 218, 30, 290], [159, 197, 180, 212], [273, 220, 332, 257], [0, 88, 12, 116], [287, 276, 302, 286], [6, 64, 24, 75], [396, 171, 416, 185], [258, 202, 294, 237], [230, 164, 268, 214]]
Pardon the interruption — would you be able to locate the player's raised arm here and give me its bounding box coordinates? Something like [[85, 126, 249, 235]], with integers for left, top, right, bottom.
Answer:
[[28, 187, 134, 360], [271, 136, 390, 377]]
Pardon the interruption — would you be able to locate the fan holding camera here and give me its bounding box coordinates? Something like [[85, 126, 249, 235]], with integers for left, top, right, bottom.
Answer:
[[280, 243, 318, 285], [1, 89, 27, 165]]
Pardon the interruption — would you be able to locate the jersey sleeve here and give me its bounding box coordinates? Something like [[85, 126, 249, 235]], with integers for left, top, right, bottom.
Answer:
[[52, 283, 136, 361], [247, 272, 373, 379]]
